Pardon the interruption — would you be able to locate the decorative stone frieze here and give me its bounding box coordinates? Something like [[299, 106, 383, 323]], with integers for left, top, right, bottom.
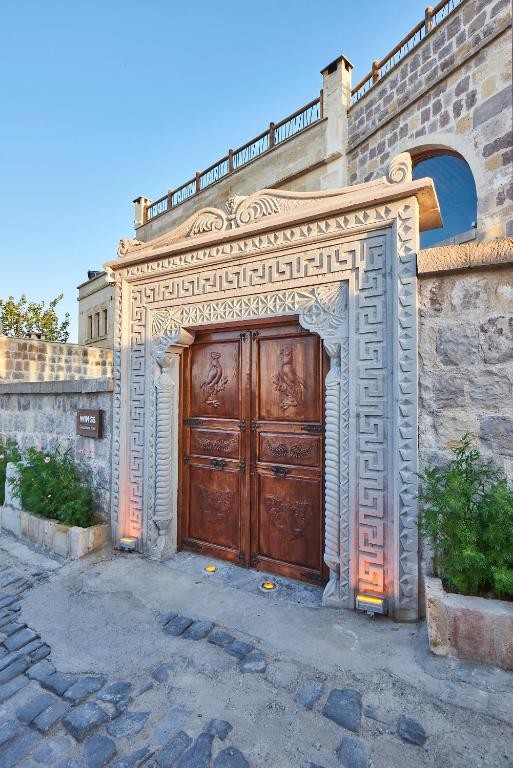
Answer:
[[107, 169, 437, 620]]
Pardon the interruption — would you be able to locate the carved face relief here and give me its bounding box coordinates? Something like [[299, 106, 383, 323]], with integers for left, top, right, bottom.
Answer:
[[264, 495, 312, 539], [271, 345, 305, 411], [200, 351, 228, 408], [197, 484, 233, 526]]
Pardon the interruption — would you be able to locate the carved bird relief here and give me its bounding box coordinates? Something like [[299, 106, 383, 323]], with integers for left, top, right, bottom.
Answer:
[[264, 495, 311, 539], [200, 351, 228, 408], [271, 345, 305, 411], [197, 484, 233, 526]]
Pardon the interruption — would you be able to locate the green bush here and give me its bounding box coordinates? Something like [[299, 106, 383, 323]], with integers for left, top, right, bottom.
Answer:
[[10, 446, 95, 528], [0, 437, 20, 505], [419, 434, 513, 600]]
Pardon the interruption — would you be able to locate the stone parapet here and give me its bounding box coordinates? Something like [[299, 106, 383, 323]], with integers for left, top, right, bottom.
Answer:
[[0, 377, 113, 395], [0, 336, 113, 382], [418, 237, 513, 274]]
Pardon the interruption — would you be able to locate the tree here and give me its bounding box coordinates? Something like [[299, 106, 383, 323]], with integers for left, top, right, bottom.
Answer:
[[0, 294, 70, 342]]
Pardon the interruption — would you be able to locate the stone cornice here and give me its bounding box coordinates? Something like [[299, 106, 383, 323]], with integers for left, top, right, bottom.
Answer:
[[109, 161, 440, 273], [418, 238, 513, 275]]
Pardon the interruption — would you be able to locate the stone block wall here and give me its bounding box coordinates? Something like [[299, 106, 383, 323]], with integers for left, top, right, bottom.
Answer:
[[347, 0, 512, 239], [0, 336, 113, 382], [0, 379, 113, 520], [418, 250, 513, 478], [0, 336, 114, 521]]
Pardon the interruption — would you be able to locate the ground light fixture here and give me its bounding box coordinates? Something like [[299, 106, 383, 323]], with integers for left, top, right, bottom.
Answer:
[[260, 580, 277, 592], [204, 564, 218, 573], [119, 536, 138, 552], [355, 593, 387, 616]]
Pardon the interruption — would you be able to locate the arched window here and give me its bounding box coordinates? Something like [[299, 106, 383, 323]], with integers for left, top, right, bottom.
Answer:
[[412, 152, 477, 248]]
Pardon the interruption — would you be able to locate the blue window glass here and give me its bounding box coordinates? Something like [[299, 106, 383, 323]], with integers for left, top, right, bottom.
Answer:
[[413, 154, 477, 248]]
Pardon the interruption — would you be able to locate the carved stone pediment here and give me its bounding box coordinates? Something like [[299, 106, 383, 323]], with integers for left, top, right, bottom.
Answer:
[[114, 153, 438, 260]]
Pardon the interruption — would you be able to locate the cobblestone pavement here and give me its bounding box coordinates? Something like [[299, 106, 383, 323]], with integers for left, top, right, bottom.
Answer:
[[0, 539, 512, 767]]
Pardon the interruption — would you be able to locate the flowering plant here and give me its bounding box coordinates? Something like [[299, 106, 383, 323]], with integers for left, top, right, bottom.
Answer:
[[10, 445, 95, 528]]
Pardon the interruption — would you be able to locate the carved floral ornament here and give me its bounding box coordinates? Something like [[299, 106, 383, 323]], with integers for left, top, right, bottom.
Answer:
[[116, 153, 414, 258], [150, 283, 348, 366]]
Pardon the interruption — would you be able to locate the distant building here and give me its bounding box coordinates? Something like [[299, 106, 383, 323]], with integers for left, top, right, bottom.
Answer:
[[77, 271, 114, 348]]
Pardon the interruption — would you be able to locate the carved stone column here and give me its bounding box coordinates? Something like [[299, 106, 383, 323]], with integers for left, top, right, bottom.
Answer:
[[150, 319, 195, 560], [152, 353, 178, 560], [321, 342, 343, 607]]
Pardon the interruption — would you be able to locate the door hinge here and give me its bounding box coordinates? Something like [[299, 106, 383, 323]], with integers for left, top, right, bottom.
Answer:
[[251, 330, 259, 340], [301, 424, 324, 434], [250, 554, 259, 567], [238, 460, 246, 473], [251, 420, 258, 432], [239, 332, 247, 342], [183, 454, 190, 464], [184, 418, 203, 426], [239, 419, 246, 431]]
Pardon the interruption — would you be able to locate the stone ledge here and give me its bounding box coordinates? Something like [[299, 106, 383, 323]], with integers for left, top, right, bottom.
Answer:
[[425, 576, 513, 671], [418, 238, 513, 275], [0, 504, 109, 559], [0, 377, 114, 395]]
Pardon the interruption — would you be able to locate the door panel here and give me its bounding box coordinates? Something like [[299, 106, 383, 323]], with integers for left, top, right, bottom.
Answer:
[[189, 340, 241, 418], [256, 472, 323, 572], [258, 432, 321, 468], [187, 463, 241, 551], [256, 334, 322, 422], [190, 429, 240, 460], [181, 330, 249, 563], [180, 319, 326, 585]]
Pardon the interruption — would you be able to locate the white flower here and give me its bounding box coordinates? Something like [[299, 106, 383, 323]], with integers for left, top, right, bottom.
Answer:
[[44, 456, 50, 464], [0, 454, 4, 460]]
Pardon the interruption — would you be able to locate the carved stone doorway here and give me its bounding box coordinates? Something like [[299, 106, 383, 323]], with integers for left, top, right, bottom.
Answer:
[[108, 156, 441, 620], [180, 317, 328, 586]]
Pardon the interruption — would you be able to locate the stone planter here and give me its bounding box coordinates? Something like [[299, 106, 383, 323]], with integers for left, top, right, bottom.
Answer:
[[0, 505, 109, 560], [425, 576, 513, 671]]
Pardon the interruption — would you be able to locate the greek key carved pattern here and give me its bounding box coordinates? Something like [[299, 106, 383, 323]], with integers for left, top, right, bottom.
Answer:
[[117, 206, 395, 281], [355, 238, 387, 597]]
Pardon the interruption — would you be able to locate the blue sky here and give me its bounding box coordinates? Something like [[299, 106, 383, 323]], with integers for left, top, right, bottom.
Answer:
[[1, 1, 426, 341]]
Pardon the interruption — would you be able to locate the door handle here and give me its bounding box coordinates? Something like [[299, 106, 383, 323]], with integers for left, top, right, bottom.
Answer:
[[271, 465, 289, 477], [210, 458, 227, 469]]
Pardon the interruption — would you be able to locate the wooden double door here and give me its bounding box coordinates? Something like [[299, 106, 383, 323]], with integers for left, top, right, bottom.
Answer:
[[180, 318, 327, 585]]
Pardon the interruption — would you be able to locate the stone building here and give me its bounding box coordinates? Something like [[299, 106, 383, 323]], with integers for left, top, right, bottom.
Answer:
[[3, 0, 512, 621]]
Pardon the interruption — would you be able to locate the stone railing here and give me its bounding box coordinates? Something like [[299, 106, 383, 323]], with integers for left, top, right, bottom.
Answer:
[[351, 0, 464, 103]]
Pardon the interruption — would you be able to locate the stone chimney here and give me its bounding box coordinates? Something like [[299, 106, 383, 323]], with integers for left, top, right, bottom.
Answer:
[[320, 55, 353, 188]]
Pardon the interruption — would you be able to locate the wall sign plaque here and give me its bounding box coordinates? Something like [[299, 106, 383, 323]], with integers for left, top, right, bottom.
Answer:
[[76, 409, 103, 438]]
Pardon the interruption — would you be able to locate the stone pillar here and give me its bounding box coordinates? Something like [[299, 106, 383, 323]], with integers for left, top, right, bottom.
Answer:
[[152, 352, 180, 560], [320, 55, 353, 189], [133, 196, 151, 230]]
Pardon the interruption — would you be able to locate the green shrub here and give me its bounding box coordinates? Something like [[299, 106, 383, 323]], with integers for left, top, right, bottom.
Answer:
[[419, 434, 513, 600], [0, 437, 20, 505], [10, 446, 95, 528]]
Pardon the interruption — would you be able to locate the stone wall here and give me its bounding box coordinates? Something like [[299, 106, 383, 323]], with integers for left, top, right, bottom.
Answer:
[[0, 336, 113, 382], [347, 0, 513, 239], [0, 336, 114, 521], [0, 378, 113, 520], [418, 241, 513, 478]]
